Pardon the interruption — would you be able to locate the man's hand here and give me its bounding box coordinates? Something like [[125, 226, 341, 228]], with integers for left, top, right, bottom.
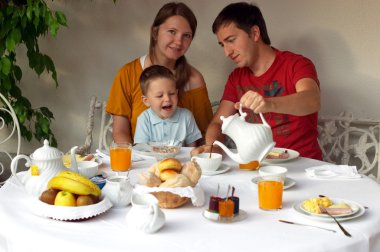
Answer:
[[190, 144, 223, 157]]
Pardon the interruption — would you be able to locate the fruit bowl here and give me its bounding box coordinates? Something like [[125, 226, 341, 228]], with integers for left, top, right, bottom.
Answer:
[[31, 196, 112, 221]]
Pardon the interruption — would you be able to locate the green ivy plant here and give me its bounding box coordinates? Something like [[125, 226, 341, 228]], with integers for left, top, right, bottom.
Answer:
[[0, 0, 67, 147]]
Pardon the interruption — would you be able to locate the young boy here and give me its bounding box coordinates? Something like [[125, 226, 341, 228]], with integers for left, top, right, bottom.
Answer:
[[134, 65, 202, 147]]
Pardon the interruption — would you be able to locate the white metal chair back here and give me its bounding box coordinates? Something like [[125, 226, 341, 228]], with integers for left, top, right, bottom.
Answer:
[[78, 96, 112, 155], [0, 93, 21, 186], [318, 112, 380, 181]]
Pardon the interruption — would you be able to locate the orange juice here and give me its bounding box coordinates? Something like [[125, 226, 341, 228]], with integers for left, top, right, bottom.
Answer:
[[110, 146, 132, 171], [258, 180, 283, 210], [239, 160, 260, 170]]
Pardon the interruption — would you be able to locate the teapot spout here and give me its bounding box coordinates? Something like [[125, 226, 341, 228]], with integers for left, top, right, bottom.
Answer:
[[213, 140, 245, 164], [70, 146, 79, 173]]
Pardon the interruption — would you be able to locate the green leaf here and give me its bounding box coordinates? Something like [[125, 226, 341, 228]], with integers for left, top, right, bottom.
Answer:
[[55, 11, 67, 26], [26, 6, 33, 21], [14, 65, 22, 81], [2, 77, 12, 91], [11, 28, 22, 45], [49, 19, 59, 37], [40, 107, 54, 118], [1, 57, 11, 75], [38, 116, 50, 134], [43, 54, 54, 72], [5, 36, 16, 52]]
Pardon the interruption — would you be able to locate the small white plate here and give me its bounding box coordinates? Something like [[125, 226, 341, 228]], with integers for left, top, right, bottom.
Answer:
[[293, 198, 365, 222], [202, 209, 247, 223], [251, 177, 296, 190], [202, 163, 231, 176], [264, 148, 300, 163]]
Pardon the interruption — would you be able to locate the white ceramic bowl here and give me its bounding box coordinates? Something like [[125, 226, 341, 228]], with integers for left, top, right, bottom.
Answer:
[[192, 153, 222, 172], [258, 165, 287, 180], [77, 161, 99, 178]]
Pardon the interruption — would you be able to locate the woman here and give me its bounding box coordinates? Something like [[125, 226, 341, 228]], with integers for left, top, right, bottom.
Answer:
[[106, 2, 213, 144]]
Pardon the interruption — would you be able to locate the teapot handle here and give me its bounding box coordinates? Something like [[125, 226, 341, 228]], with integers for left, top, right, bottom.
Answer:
[[10, 155, 31, 187], [239, 104, 270, 127]]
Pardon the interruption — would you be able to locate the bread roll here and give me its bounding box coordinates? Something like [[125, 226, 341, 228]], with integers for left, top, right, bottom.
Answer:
[[138, 171, 161, 187], [159, 169, 178, 181], [148, 163, 160, 177], [160, 174, 192, 188], [158, 158, 182, 172], [181, 160, 202, 186]]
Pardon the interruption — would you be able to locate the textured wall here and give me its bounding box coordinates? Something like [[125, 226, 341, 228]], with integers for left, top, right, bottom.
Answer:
[[8, 0, 380, 154]]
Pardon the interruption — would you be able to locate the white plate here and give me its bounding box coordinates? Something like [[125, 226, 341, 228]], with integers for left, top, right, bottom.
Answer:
[[264, 148, 300, 163], [251, 176, 296, 190], [202, 163, 231, 176], [293, 198, 365, 222], [202, 209, 247, 223], [32, 196, 113, 221]]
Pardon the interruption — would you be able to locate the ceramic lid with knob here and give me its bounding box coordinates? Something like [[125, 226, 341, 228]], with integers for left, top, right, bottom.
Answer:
[[30, 139, 63, 161]]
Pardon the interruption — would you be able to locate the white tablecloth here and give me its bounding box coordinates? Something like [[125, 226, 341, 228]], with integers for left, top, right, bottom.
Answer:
[[1, 148, 380, 252]]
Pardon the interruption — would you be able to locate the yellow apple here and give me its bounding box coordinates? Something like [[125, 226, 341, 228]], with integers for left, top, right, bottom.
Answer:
[[54, 191, 77, 207]]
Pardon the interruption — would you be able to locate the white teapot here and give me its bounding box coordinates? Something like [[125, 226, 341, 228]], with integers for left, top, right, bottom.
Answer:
[[126, 192, 165, 233], [213, 105, 275, 164], [102, 175, 133, 207], [10, 139, 79, 197]]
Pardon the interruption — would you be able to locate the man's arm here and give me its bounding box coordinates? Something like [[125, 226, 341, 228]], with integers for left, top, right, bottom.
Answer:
[[237, 78, 320, 116], [112, 115, 133, 144], [191, 100, 236, 156]]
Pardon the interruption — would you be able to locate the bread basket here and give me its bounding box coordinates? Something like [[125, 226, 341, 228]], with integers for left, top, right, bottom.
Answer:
[[151, 191, 190, 208]]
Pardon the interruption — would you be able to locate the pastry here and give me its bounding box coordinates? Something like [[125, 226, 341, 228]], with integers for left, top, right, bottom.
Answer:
[[158, 158, 182, 173], [148, 163, 160, 177], [181, 160, 202, 186], [159, 169, 179, 181], [160, 174, 192, 188], [138, 171, 162, 187]]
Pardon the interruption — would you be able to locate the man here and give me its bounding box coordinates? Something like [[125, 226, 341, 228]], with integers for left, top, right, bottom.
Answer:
[[192, 2, 322, 160]]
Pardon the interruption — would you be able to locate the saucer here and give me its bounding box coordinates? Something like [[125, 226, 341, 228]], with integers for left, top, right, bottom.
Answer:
[[202, 163, 231, 176], [251, 176, 296, 190]]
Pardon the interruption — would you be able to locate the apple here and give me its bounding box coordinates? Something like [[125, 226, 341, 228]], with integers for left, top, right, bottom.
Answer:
[[54, 191, 77, 207]]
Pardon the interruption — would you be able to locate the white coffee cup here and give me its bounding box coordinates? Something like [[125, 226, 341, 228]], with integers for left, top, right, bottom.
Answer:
[[192, 153, 222, 172], [77, 161, 99, 178], [258, 165, 287, 180]]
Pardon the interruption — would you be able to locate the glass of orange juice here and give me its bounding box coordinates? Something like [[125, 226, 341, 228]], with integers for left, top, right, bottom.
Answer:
[[258, 176, 283, 210], [110, 142, 132, 173]]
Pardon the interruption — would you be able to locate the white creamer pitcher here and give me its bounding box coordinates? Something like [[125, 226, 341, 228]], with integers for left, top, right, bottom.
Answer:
[[102, 176, 133, 207], [126, 193, 165, 234], [213, 105, 275, 164], [10, 140, 79, 197]]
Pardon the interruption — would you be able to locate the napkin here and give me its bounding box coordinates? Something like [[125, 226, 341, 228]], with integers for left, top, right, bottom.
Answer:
[[305, 164, 362, 179], [133, 184, 205, 207]]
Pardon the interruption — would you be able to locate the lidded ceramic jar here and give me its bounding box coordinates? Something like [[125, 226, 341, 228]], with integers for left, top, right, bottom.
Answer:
[[11, 139, 71, 197]]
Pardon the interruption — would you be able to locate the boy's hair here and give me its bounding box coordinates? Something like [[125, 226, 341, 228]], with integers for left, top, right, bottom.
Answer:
[[140, 65, 176, 95], [212, 2, 271, 45]]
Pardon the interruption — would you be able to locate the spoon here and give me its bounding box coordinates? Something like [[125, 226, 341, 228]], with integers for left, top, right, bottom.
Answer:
[[319, 206, 352, 237], [232, 186, 235, 197], [225, 185, 231, 201]]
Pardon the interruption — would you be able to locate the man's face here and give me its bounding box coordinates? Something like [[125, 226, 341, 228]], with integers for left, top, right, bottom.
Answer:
[[216, 23, 257, 69]]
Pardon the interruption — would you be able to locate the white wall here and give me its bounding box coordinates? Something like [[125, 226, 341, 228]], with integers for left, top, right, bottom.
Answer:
[[10, 0, 380, 154]]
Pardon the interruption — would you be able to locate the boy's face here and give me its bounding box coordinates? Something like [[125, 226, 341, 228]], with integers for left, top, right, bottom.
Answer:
[[216, 22, 258, 70], [142, 77, 178, 119]]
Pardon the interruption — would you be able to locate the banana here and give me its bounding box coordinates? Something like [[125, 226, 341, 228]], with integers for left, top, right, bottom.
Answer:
[[48, 171, 101, 197], [48, 176, 95, 196]]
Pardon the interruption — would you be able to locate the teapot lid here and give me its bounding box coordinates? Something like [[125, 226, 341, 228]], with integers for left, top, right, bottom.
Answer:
[[31, 139, 63, 160]]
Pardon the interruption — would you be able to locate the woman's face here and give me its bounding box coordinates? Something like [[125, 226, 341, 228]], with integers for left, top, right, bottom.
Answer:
[[154, 15, 193, 61]]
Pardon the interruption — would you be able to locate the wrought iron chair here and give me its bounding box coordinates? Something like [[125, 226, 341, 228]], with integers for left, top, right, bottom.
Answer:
[[78, 96, 112, 155], [0, 93, 21, 187], [317, 112, 380, 181]]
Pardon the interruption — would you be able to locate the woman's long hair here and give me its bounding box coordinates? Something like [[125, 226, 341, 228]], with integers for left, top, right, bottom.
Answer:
[[149, 2, 197, 92]]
